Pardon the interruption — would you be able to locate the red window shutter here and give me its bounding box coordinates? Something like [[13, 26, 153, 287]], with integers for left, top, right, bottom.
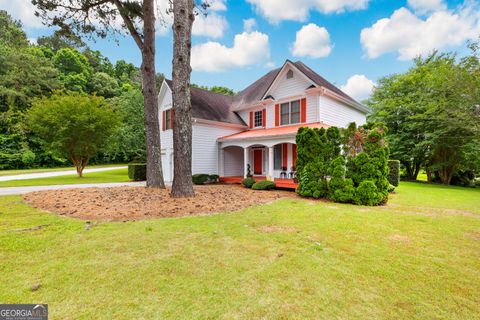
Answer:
[[292, 144, 297, 168], [249, 111, 253, 128], [162, 111, 166, 131], [301, 98, 307, 123], [170, 109, 174, 129], [275, 104, 279, 126], [282, 143, 288, 168], [262, 109, 266, 127]]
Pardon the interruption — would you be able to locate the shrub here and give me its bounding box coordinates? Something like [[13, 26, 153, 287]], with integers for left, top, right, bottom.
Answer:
[[354, 180, 383, 206], [128, 163, 146, 181], [252, 180, 276, 190], [208, 174, 219, 183], [192, 173, 209, 185], [246, 164, 253, 178], [242, 177, 256, 188], [387, 160, 400, 187]]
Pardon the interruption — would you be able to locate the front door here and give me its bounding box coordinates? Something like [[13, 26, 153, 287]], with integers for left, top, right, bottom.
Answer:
[[253, 149, 263, 175]]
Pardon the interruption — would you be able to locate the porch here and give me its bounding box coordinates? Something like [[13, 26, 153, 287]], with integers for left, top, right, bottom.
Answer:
[[218, 140, 299, 190], [219, 176, 298, 189]]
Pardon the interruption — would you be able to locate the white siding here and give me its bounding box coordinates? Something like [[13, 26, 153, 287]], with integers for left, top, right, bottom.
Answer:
[[319, 95, 367, 128], [306, 93, 318, 123], [270, 66, 312, 100], [159, 84, 174, 182], [191, 123, 242, 176], [224, 146, 243, 176]]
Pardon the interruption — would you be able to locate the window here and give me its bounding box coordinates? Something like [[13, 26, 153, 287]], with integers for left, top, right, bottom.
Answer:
[[274, 145, 282, 170], [291, 100, 301, 124], [165, 109, 171, 130], [286, 69, 293, 79], [254, 110, 263, 127], [280, 103, 289, 125], [279, 100, 301, 125]]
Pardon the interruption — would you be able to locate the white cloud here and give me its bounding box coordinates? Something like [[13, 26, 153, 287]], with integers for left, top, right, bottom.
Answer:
[[243, 18, 257, 32], [291, 23, 332, 58], [341, 75, 376, 101], [191, 31, 270, 72], [407, 0, 446, 14], [0, 0, 44, 28], [246, 0, 369, 23], [193, 13, 228, 38], [208, 0, 227, 11], [360, 5, 480, 60]]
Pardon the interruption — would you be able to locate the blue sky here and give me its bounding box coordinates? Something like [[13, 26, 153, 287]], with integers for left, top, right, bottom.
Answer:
[[1, 0, 478, 100]]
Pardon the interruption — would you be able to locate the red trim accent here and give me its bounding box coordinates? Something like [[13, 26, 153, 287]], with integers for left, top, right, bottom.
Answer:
[[253, 149, 263, 174], [282, 143, 288, 168], [301, 98, 306, 123], [275, 104, 279, 126], [170, 109, 174, 130], [162, 111, 166, 131], [292, 144, 297, 168], [262, 109, 266, 127], [249, 111, 253, 128]]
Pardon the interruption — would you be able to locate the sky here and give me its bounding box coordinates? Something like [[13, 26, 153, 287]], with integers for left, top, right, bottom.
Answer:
[[1, 0, 479, 101]]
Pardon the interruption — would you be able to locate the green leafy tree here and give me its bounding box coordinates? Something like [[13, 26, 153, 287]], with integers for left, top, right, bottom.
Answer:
[[106, 88, 146, 162], [27, 92, 121, 177], [191, 83, 235, 96], [84, 49, 115, 76], [53, 48, 92, 92], [89, 72, 119, 98], [0, 10, 28, 48], [37, 29, 86, 52], [369, 52, 480, 184]]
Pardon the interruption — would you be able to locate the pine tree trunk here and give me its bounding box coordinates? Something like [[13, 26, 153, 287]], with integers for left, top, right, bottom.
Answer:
[[171, 0, 195, 198], [142, 0, 165, 188]]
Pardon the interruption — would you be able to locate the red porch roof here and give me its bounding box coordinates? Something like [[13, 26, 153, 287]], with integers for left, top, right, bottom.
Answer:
[[218, 122, 329, 142]]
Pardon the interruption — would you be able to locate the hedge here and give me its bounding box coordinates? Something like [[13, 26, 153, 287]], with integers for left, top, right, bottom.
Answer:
[[252, 180, 276, 190], [388, 160, 400, 187], [128, 163, 147, 181], [242, 177, 256, 188], [192, 174, 209, 185], [296, 122, 390, 206]]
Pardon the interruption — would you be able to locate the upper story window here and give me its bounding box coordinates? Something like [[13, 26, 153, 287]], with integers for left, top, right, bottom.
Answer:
[[254, 110, 263, 127], [280, 100, 301, 125], [165, 109, 172, 130], [286, 69, 293, 79]]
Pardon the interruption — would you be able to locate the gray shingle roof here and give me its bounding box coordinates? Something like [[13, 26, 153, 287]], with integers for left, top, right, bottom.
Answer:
[[165, 79, 246, 126], [164, 60, 363, 125]]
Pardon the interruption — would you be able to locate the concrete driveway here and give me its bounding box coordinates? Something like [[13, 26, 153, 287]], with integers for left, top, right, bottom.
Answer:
[[0, 166, 127, 182], [0, 181, 146, 196]]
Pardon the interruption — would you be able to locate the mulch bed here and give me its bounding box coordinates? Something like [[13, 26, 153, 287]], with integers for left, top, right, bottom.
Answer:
[[23, 184, 299, 221]]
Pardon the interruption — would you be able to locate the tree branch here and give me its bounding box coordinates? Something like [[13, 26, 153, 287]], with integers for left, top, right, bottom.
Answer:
[[111, 0, 144, 50]]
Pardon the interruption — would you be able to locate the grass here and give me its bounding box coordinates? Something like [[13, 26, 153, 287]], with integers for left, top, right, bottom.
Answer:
[[0, 168, 130, 187], [0, 164, 126, 177], [0, 182, 479, 319]]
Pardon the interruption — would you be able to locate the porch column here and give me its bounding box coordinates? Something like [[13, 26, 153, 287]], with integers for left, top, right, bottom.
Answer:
[[243, 147, 249, 178], [268, 146, 274, 181], [218, 147, 224, 177]]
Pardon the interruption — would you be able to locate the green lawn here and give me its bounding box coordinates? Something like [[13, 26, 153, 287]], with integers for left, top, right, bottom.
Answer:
[[0, 168, 130, 187], [0, 164, 126, 177], [0, 182, 479, 319]]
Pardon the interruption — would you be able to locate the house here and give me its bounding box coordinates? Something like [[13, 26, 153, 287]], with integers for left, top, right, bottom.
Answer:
[[157, 60, 370, 187]]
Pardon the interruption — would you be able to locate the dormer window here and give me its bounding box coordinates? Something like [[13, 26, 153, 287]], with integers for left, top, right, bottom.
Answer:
[[286, 69, 293, 79]]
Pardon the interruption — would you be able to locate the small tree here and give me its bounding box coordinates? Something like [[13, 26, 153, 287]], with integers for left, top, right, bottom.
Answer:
[[27, 92, 121, 177]]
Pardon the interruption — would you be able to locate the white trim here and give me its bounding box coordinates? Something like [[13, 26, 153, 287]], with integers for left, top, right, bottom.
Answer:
[[261, 61, 316, 101]]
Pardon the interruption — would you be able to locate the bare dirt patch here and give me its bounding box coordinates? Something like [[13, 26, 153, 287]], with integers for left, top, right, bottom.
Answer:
[[467, 232, 480, 241], [388, 234, 411, 243], [257, 225, 299, 233], [23, 184, 298, 221]]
